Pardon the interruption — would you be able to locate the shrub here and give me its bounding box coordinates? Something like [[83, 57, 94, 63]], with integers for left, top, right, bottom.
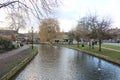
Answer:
[[0, 37, 12, 49]]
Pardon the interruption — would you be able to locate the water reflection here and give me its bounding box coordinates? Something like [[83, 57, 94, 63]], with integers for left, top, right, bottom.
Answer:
[[14, 45, 120, 80], [98, 59, 101, 71]]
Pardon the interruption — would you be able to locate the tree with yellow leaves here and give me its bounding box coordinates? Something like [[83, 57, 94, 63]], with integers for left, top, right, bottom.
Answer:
[[39, 18, 61, 43]]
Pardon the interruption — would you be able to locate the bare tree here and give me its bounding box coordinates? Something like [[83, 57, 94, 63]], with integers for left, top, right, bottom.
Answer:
[[6, 12, 26, 33], [0, 0, 60, 19], [0, 0, 60, 32], [68, 17, 90, 48], [0, 1, 27, 8], [68, 28, 81, 47], [77, 17, 90, 39], [75, 14, 112, 51], [74, 28, 81, 47], [87, 15, 112, 51]]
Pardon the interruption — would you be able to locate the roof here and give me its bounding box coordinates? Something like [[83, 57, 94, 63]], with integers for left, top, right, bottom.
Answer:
[[0, 30, 17, 35]]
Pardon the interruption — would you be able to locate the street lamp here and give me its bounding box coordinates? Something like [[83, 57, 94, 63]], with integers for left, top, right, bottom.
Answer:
[[31, 27, 33, 49]]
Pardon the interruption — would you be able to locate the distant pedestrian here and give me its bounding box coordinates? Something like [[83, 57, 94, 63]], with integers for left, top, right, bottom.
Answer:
[[88, 41, 91, 49], [94, 41, 97, 45], [91, 41, 94, 49], [81, 40, 84, 48]]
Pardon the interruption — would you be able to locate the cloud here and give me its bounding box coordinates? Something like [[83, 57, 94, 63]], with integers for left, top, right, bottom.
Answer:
[[59, 18, 77, 32], [57, 0, 120, 31], [1, 0, 120, 33]]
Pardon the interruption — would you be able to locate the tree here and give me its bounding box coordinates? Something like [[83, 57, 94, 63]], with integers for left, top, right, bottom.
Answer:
[[107, 28, 120, 40], [68, 17, 90, 48], [77, 17, 90, 39], [6, 12, 26, 33], [75, 14, 112, 51], [0, 0, 60, 32], [0, 0, 60, 20], [39, 18, 60, 43], [0, 1, 27, 8], [68, 28, 81, 47], [74, 27, 81, 47], [68, 30, 75, 39], [87, 15, 112, 51]]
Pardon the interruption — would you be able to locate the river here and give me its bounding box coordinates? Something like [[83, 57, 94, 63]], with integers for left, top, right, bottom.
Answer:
[[14, 45, 120, 80]]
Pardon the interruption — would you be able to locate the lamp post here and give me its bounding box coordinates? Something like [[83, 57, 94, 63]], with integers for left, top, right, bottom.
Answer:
[[31, 27, 33, 49]]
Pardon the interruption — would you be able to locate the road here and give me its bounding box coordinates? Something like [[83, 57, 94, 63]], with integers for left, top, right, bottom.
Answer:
[[0, 45, 29, 59], [0, 45, 30, 77]]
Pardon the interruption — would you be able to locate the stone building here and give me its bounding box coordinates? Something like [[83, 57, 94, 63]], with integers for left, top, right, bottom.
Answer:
[[0, 30, 18, 41]]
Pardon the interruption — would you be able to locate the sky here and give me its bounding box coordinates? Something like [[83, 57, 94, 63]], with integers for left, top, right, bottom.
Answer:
[[57, 0, 120, 32], [0, 0, 120, 33]]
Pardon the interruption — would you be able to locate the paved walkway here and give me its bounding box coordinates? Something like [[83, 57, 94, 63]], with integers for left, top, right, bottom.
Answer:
[[0, 45, 30, 78], [102, 47, 120, 53], [104, 43, 120, 46], [0, 45, 29, 59]]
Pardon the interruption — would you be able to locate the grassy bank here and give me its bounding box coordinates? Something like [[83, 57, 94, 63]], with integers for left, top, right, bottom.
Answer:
[[0, 46, 38, 80], [59, 44, 120, 65], [102, 44, 120, 51]]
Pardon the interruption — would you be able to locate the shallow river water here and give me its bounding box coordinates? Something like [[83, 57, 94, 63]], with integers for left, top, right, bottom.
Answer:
[[14, 45, 120, 80]]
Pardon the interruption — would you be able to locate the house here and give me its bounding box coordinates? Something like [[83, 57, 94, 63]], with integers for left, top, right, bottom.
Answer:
[[108, 28, 120, 39], [0, 30, 18, 41], [107, 28, 120, 42]]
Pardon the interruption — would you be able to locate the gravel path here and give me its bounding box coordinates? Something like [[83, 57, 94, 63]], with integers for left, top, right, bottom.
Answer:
[[102, 47, 120, 53], [0, 45, 31, 78], [103, 43, 120, 46], [0, 45, 29, 59]]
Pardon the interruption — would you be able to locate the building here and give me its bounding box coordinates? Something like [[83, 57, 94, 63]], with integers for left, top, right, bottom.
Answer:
[[107, 28, 120, 42], [109, 28, 120, 39], [0, 30, 18, 41]]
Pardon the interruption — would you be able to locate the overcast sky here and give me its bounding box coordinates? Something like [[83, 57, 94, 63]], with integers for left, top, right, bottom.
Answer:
[[0, 0, 120, 33], [58, 0, 120, 32]]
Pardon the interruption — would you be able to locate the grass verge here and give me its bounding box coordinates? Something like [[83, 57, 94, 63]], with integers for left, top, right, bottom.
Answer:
[[102, 44, 120, 51], [59, 44, 120, 66], [0, 46, 38, 80]]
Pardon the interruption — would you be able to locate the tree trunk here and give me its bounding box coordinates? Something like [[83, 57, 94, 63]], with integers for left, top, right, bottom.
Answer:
[[99, 39, 101, 51], [16, 28, 19, 33], [77, 41, 79, 48]]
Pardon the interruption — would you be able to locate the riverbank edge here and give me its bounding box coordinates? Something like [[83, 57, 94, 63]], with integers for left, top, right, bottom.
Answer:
[[59, 45, 120, 66], [0, 46, 38, 80]]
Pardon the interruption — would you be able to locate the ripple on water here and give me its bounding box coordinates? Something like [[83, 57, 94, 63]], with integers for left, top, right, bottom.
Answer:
[[14, 45, 120, 80]]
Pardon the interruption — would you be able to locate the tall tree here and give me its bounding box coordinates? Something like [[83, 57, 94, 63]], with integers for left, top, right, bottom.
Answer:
[[68, 28, 81, 47], [87, 15, 112, 51], [68, 17, 90, 47], [6, 12, 26, 33], [74, 27, 81, 47], [39, 18, 60, 43], [0, 0, 60, 32], [77, 17, 90, 39], [76, 14, 112, 51], [0, 0, 60, 19]]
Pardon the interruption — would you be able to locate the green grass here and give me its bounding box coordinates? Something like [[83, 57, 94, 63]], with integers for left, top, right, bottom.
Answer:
[[102, 44, 120, 51], [60, 44, 120, 61]]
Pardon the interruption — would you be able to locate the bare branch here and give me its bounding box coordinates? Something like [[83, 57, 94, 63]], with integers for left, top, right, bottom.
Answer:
[[0, 1, 28, 8]]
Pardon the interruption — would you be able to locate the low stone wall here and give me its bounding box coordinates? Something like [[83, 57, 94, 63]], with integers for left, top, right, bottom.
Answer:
[[0, 47, 38, 80]]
